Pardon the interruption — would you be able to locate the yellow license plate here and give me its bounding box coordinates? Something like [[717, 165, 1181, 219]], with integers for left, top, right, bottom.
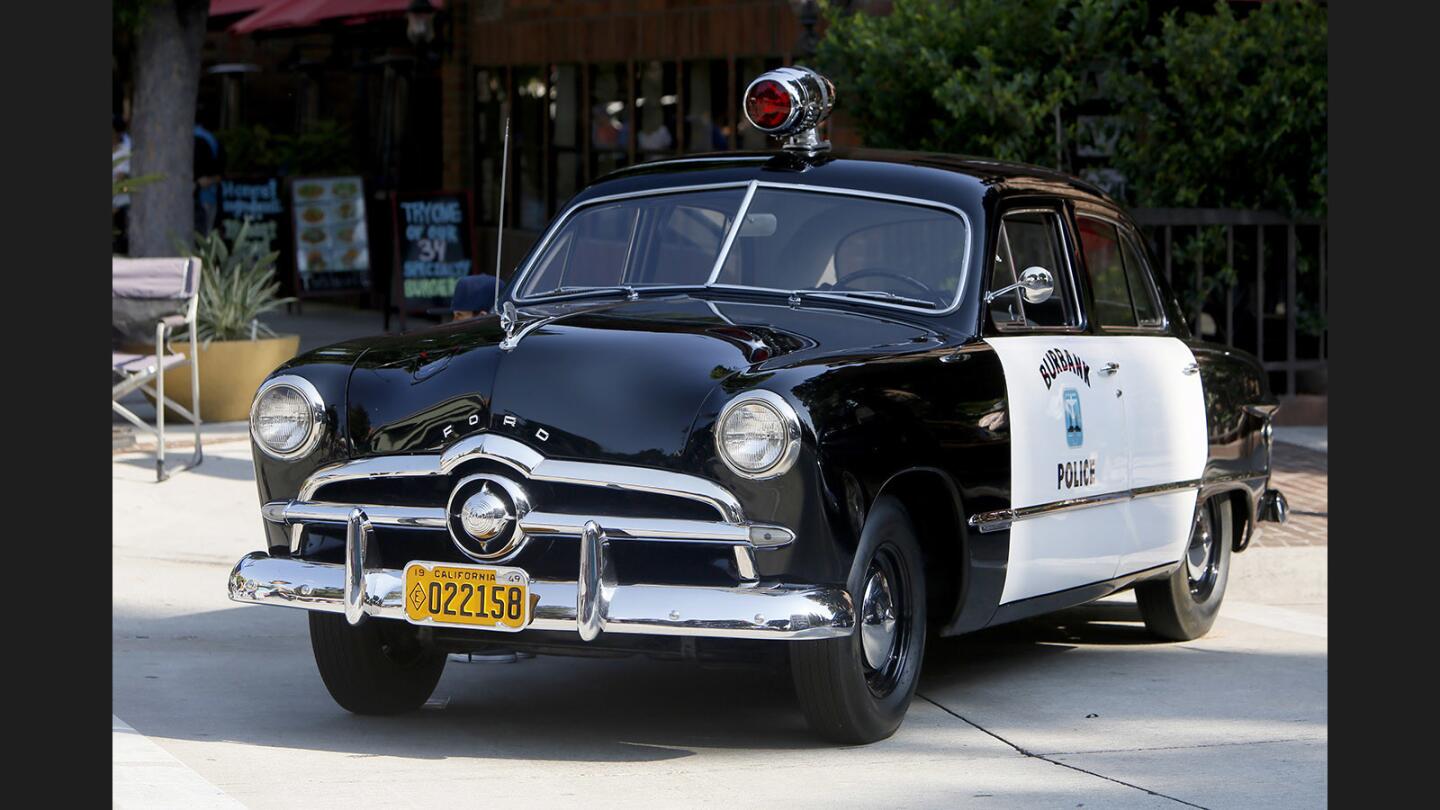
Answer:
[[403, 561, 530, 631]]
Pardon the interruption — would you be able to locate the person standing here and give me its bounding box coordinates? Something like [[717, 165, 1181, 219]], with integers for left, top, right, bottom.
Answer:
[[193, 121, 222, 236], [449, 273, 500, 321]]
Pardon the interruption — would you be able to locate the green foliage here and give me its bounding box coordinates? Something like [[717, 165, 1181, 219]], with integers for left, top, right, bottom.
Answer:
[[219, 120, 356, 176], [817, 0, 1327, 214], [188, 221, 295, 343], [1115, 1, 1328, 216], [817, 0, 1146, 163]]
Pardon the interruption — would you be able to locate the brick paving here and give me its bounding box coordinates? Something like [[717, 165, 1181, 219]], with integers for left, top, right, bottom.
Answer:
[[1253, 441, 1328, 547]]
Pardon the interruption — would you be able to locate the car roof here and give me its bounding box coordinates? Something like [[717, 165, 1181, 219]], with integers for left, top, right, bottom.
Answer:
[[573, 147, 1118, 217]]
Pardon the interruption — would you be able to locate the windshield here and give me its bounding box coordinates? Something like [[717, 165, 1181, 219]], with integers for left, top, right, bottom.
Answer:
[[515, 185, 971, 311]]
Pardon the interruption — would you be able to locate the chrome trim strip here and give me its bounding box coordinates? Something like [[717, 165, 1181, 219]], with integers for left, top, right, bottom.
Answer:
[[267, 499, 772, 547], [522, 511, 751, 544], [228, 552, 854, 641], [704, 180, 758, 286], [265, 501, 448, 530], [289, 433, 749, 553], [968, 479, 1205, 533]]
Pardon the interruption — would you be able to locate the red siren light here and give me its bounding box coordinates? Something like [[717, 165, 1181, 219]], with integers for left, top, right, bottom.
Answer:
[[741, 66, 835, 153], [745, 80, 793, 131]]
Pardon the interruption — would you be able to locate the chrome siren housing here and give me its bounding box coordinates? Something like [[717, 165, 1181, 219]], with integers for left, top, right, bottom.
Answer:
[[742, 66, 835, 153]]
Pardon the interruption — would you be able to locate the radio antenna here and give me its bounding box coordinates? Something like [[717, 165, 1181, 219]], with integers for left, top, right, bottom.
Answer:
[[493, 111, 510, 316]]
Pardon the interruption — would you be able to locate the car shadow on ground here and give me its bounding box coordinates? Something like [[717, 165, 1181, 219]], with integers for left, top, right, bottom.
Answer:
[[113, 597, 1320, 762]]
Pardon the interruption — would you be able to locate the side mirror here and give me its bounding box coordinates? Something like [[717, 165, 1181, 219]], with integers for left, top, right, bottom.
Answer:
[[985, 265, 1055, 305]]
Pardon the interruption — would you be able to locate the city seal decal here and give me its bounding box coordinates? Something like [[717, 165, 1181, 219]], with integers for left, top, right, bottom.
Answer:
[[1063, 387, 1083, 448], [1039, 348, 1091, 390]]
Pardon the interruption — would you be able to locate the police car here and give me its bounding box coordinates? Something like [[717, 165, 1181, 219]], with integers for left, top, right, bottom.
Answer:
[[231, 67, 1288, 744]]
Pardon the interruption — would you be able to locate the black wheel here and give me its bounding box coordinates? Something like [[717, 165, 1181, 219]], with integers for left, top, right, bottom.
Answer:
[[308, 613, 447, 715], [790, 496, 927, 744], [1135, 496, 1233, 641]]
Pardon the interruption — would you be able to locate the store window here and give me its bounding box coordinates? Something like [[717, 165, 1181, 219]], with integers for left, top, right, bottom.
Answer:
[[589, 63, 630, 179], [474, 68, 508, 226], [550, 64, 583, 214], [635, 61, 679, 161], [513, 66, 549, 232], [684, 60, 732, 152]]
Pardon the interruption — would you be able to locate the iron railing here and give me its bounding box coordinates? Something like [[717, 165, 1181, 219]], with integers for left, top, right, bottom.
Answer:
[[1130, 208, 1327, 397]]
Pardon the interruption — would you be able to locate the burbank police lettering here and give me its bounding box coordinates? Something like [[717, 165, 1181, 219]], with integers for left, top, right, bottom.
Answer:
[[1039, 348, 1091, 390], [1057, 458, 1098, 489]]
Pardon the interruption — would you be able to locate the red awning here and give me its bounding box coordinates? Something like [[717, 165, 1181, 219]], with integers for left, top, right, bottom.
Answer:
[[228, 0, 444, 35]]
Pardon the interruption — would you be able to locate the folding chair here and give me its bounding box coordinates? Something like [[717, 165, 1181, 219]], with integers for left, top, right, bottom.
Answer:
[[112, 257, 203, 481]]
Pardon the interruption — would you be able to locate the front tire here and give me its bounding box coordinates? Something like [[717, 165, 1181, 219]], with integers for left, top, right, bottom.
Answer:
[[309, 613, 447, 715], [1135, 495, 1233, 641], [790, 497, 927, 744]]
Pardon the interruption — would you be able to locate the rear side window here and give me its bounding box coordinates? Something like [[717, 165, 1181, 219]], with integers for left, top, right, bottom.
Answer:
[[1120, 231, 1164, 326], [1076, 217, 1135, 327], [1075, 213, 1165, 329], [989, 209, 1077, 329]]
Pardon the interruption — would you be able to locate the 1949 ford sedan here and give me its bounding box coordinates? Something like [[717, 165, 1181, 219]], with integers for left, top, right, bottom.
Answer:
[[230, 67, 1288, 744]]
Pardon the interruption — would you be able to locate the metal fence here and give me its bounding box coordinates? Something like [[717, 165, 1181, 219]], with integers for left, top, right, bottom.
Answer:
[[1130, 208, 1328, 397]]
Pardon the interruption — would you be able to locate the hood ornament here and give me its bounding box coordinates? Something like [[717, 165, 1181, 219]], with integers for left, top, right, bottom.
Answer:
[[499, 301, 519, 350]]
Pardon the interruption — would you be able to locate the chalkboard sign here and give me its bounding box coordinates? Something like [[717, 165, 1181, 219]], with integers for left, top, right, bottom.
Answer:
[[391, 190, 477, 312], [218, 178, 285, 256], [291, 176, 371, 294]]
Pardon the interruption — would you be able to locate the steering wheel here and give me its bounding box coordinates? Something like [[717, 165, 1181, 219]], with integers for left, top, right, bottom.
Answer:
[[832, 268, 941, 303]]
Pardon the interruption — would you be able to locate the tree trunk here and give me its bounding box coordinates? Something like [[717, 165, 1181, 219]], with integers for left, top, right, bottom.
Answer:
[[128, 0, 209, 257]]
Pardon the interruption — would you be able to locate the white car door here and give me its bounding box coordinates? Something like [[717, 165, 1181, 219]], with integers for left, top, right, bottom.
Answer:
[[982, 207, 1133, 605], [1074, 214, 1209, 577]]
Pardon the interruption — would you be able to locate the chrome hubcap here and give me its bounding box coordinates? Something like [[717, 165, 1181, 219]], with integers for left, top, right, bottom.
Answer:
[[860, 566, 898, 671], [1185, 503, 1222, 600], [1186, 516, 1213, 583]]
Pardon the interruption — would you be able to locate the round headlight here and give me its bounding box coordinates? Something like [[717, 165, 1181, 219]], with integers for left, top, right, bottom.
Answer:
[[715, 391, 801, 479], [250, 375, 325, 460]]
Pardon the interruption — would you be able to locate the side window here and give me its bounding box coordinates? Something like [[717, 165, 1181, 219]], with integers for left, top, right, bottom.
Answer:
[[1076, 216, 1136, 327], [1119, 230, 1165, 327], [989, 209, 1077, 329]]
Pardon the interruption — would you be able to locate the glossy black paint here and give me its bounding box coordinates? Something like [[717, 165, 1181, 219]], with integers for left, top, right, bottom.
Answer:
[[250, 148, 1277, 637]]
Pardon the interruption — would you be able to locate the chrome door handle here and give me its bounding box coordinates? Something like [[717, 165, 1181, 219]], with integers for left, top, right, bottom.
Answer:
[[1100, 362, 1120, 376], [1182, 363, 1200, 375]]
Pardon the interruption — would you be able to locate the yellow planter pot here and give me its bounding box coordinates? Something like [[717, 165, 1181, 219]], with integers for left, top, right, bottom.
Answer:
[[149, 335, 301, 423]]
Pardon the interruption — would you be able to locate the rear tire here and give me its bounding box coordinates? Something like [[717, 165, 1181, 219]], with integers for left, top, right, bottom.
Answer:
[[309, 613, 447, 715], [1136, 496, 1233, 641], [790, 497, 927, 744]]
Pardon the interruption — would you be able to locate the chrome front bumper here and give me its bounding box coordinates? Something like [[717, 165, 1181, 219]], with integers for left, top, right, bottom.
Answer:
[[227, 509, 854, 641]]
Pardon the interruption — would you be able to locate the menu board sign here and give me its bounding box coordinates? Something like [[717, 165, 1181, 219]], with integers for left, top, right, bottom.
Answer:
[[291, 176, 371, 293], [392, 191, 476, 308], [218, 178, 285, 256]]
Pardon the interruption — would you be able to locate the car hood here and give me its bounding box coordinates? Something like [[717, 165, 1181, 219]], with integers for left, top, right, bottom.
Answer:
[[344, 294, 953, 465]]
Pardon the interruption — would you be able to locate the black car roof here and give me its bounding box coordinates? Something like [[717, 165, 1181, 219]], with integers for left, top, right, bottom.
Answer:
[[572, 147, 1117, 217]]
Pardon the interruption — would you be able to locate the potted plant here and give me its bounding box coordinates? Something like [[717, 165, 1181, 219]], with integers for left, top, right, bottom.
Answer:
[[154, 221, 300, 422]]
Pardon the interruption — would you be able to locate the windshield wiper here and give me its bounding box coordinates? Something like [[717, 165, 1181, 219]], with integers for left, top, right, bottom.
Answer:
[[796, 289, 940, 309], [528, 285, 639, 302]]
